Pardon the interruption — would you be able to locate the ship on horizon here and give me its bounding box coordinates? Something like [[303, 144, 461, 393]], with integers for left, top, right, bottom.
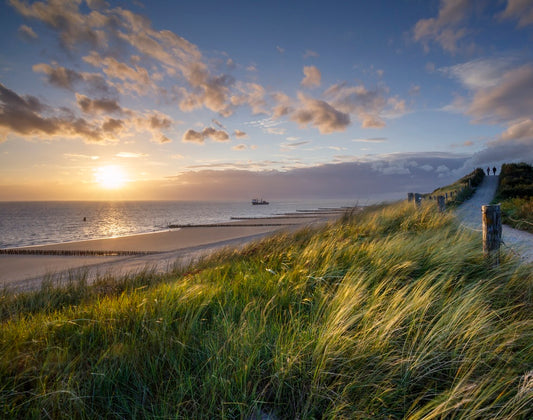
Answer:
[[252, 198, 269, 205]]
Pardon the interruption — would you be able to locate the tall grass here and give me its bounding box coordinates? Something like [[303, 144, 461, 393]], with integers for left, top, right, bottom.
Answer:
[[1, 202, 532, 418]]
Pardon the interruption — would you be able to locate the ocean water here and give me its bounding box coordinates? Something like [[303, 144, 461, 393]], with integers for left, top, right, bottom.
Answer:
[[0, 199, 358, 249]]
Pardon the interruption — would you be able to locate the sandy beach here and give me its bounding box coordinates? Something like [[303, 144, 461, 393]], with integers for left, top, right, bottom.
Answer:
[[1, 213, 341, 292]]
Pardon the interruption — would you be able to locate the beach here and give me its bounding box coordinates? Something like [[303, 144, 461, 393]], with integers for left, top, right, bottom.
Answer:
[[1, 213, 343, 292]]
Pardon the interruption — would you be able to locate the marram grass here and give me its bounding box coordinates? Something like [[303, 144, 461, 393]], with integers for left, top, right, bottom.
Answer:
[[1, 202, 532, 419]]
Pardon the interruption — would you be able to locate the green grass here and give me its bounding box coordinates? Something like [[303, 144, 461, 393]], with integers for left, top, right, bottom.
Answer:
[[427, 168, 485, 208], [1, 202, 532, 418]]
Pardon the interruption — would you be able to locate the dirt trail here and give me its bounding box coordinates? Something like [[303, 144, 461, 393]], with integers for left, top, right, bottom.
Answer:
[[455, 175, 533, 263]]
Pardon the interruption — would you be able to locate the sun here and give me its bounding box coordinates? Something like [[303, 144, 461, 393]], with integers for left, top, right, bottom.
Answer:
[[94, 165, 127, 189]]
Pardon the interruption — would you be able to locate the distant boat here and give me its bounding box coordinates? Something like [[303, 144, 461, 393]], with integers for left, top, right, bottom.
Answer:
[[252, 198, 269, 205]]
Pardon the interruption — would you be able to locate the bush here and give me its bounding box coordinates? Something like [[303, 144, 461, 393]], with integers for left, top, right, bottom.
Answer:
[[501, 197, 533, 233], [496, 162, 533, 200]]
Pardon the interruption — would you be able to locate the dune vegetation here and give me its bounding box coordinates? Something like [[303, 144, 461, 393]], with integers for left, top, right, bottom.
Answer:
[[1, 201, 532, 419], [496, 162, 533, 233], [428, 167, 485, 208]]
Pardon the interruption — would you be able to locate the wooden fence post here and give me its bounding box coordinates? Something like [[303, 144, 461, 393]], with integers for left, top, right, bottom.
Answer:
[[407, 192, 414, 202], [437, 195, 445, 212], [482, 204, 502, 266]]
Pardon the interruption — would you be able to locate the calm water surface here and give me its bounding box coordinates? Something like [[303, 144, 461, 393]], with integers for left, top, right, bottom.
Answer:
[[0, 200, 358, 249]]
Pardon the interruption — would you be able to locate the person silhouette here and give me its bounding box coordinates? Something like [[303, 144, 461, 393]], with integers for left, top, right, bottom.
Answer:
[[492, 166, 496, 176], [487, 167, 490, 176]]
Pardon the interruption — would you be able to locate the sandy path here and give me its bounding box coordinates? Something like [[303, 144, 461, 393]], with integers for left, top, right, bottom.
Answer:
[[456, 175, 533, 263]]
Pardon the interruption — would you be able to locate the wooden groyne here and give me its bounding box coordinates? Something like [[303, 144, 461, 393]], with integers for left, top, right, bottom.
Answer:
[[168, 223, 298, 228], [0, 249, 158, 257], [230, 216, 318, 220]]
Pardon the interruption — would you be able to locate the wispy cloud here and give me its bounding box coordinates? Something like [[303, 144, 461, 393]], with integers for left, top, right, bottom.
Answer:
[[352, 137, 387, 143], [116, 152, 148, 158], [498, 0, 533, 27], [413, 0, 473, 53], [234, 129, 248, 139], [303, 49, 319, 58], [18, 24, 37, 40]]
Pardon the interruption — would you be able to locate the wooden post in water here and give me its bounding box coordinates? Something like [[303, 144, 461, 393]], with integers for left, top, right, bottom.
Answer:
[[482, 204, 502, 266], [437, 195, 445, 212]]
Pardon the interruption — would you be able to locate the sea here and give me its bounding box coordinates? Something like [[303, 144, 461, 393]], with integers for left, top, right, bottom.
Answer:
[[0, 199, 360, 249]]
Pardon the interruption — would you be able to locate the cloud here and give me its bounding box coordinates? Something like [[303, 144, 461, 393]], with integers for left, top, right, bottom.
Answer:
[[442, 58, 533, 165], [130, 111, 173, 143], [212, 119, 226, 129], [324, 82, 394, 128], [161, 152, 469, 201], [409, 85, 421, 95], [301, 65, 321, 88], [498, 0, 533, 27], [234, 129, 248, 139], [0, 82, 115, 143], [83, 52, 156, 95], [33, 62, 111, 94], [9, 0, 108, 49], [440, 57, 518, 90], [291, 93, 350, 134], [116, 152, 148, 158], [352, 137, 387, 143], [229, 82, 267, 115], [232, 144, 247, 151], [467, 64, 533, 123], [64, 153, 99, 160], [276, 45, 285, 54], [11, 0, 282, 123], [76, 94, 122, 115], [182, 127, 229, 144], [266, 127, 286, 135], [147, 112, 172, 130], [499, 119, 533, 142], [101, 118, 124, 133], [18, 24, 38, 40], [271, 92, 293, 119], [413, 0, 473, 53], [280, 141, 310, 151], [303, 49, 319, 58]]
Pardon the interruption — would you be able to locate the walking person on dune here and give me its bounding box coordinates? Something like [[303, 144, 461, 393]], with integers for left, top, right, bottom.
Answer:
[[493, 166, 497, 176]]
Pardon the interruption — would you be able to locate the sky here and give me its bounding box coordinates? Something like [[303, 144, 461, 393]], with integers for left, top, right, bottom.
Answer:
[[1, 0, 533, 201]]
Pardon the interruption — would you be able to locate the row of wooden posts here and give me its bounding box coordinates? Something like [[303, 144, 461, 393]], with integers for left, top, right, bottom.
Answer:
[[407, 192, 502, 266], [407, 191, 457, 212]]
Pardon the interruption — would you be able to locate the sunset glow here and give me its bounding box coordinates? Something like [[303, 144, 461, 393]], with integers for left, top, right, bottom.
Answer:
[[1, 1, 533, 201], [94, 166, 127, 190]]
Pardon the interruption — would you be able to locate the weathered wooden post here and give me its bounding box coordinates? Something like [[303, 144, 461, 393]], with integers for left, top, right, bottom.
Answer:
[[482, 204, 502, 266], [407, 192, 414, 202], [414, 193, 422, 207], [437, 195, 445, 212]]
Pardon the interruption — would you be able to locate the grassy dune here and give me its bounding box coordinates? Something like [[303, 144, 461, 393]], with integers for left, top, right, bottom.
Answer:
[[1, 202, 532, 418], [496, 163, 533, 233]]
